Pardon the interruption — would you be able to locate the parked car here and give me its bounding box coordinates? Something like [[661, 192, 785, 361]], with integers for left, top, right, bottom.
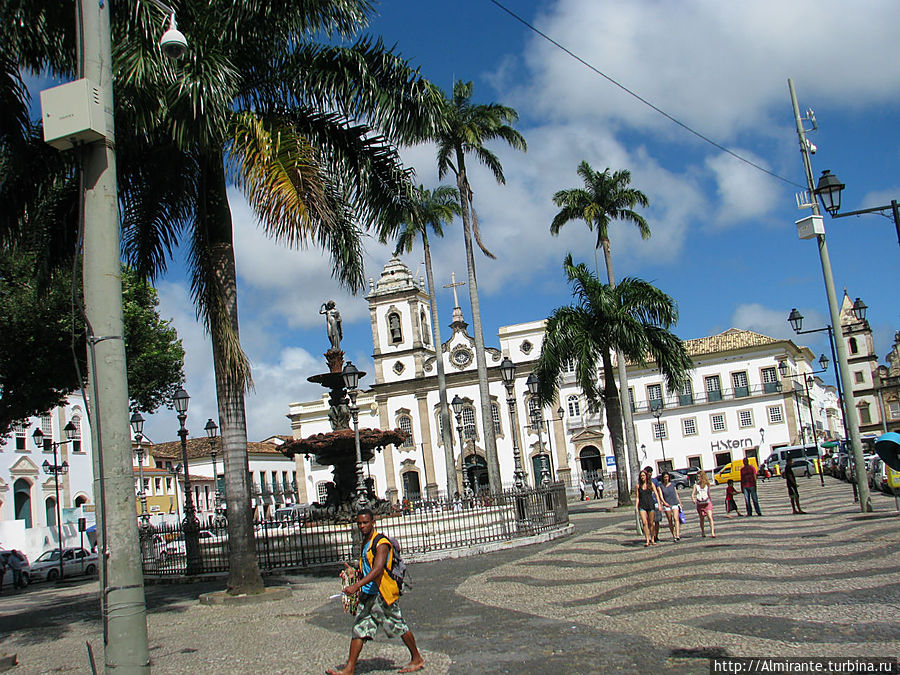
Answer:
[[675, 467, 701, 485], [160, 530, 226, 561], [30, 547, 98, 582], [786, 458, 817, 478], [664, 469, 691, 489], [0, 549, 31, 588]]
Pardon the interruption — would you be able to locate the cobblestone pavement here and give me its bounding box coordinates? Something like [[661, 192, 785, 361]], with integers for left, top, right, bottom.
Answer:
[[1, 477, 897, 674]]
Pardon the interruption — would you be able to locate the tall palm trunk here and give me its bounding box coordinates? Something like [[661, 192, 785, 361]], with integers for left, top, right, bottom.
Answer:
[[601, 238, 639, 488], [423, 236, 457, 497], [601, 350, 630, 505], [203, 158, 264, 594], [455, 152, 501, 492]]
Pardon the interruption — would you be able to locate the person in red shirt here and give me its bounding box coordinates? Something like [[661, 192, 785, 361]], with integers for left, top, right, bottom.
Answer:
[[740, 455, 762, 516]]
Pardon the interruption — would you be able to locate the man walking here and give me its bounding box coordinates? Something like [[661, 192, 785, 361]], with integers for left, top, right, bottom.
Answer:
[[329, 509, 424, 675], [784, 458, 806, 514], [740, 455, 763, 516]]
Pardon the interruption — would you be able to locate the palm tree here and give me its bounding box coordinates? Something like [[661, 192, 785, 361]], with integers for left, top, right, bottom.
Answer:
[[432, 80, 526, 492], [551, 161, 650, 487], [388, 185, 461, 497], [112, 1, 442, 594], [533, 254, 692, 506]]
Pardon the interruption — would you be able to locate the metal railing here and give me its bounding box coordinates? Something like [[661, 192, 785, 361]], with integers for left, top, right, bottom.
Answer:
[[141, 483, 569, 577], [632, 382, 784, 413]]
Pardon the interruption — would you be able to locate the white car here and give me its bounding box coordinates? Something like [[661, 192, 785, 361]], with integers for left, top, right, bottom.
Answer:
[[0, 549, 31, 588], [30, 547, 98, 582]]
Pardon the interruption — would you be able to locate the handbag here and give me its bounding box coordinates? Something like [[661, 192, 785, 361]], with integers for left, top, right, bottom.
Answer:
[[678, 508, 687, 524]]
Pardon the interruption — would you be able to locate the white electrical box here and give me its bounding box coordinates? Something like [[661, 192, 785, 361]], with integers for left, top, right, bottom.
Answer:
[[39, 79, 110, 151], [796, 215, 825, 240]]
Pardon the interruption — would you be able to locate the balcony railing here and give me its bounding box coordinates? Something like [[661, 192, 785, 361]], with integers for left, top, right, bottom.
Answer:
[[632, 382, 784, 413]]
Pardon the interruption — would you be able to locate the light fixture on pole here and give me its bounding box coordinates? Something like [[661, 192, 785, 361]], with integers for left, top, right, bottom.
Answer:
[[451, 395, 472, 496], [342, 362, 368, 507], [650, 405, 667, 467], [814, 169, 900, 249], [789, 78, 871, 512], [34, 420, 77, 582], [173, 388, 201, 575], [204, 418, 220, 510], [525, 373, 551, 487], [500, 357, 527, 490], [130, 412, 150, 529], [779, 356, 829, 486]]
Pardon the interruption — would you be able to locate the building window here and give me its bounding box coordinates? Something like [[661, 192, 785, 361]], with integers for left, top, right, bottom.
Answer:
[[682, 418, 698, 436], [154, 478, 162, 493], [40, 414, 53, 437], [854, 371, 865, 384], [647, 384, 663, 410], [316, 482, 329, 503], [398, 415, 414, 448], [462, 407, 477, 440], [490, 403, 501, 435], [653, 421, 668, 440], [858, 403, 871, 425], [678, 381, 694, 406], [732, 371, 749, 398], [889, 401, 900, 420], [711, 413, 726, 432], [420, 309, 430, 345], [761, 367, 779, 393], [527, 397, 541, 430], [562, 357, 576, 374], [387, 311, 402, 344], [849, 337, 858, 355], [705, 375, 722, 402], [738, 409, 753, 428], [628, 387, 636, 412], [166, 477, 173, 492], [767, 405, 784, 424], [567, 395, 581, 418], [14, 423, 26, 451]]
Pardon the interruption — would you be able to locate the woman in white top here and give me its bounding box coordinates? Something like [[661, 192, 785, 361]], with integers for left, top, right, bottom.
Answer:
[[691, 471, 716, 538]]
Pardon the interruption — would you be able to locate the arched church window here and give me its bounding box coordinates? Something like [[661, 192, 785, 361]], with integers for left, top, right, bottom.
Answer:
[[420, 309, 430, 345], [398, 415, 414, 448], [567, 395, 581, 417], [462, 407, 477, 440], [849, 337, 858, 355], [388, 312, 403, 344]]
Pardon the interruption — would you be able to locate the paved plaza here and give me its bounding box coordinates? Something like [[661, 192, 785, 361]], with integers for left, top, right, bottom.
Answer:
[[1, 477, 898, 674]]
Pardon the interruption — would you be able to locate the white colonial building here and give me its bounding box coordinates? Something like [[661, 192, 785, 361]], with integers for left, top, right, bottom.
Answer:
[[286, 258, 845, 505], [0, 393, 95, 557]]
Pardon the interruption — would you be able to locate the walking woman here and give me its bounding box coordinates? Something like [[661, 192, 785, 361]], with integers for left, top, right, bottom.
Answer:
[[692, 471, 716, 538], [635, 470, 658, 547], [659, 472, 684, 541]]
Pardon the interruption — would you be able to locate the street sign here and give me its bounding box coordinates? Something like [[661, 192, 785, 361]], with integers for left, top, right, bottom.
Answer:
[[605, 455, 616, 467]]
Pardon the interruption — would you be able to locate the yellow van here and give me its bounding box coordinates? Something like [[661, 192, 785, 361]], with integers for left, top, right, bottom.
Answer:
[[714, 457, 759, 485]]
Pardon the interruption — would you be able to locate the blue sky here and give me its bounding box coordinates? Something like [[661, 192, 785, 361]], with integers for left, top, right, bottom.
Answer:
[[101, 0, 899, 443]]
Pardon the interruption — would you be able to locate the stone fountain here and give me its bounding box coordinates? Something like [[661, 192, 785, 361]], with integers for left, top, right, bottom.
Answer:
[[279, 301, 406, 518]]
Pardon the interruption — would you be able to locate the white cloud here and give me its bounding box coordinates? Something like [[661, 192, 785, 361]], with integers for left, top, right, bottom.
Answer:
[[706, 150, 781, 226]]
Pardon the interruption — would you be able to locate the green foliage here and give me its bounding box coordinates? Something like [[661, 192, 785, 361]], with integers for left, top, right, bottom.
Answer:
[[534, 254, 692, 410], [0, 257, 185, 437]]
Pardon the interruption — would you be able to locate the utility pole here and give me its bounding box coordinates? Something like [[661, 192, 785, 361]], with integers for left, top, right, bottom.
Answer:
[[80, 0, 151, 669], [788, 78, 871, 512]]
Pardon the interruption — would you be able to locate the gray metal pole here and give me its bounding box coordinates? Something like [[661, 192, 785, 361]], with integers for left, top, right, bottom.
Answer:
[[788, 78, 872, 512], [79, 0, 151, 669]]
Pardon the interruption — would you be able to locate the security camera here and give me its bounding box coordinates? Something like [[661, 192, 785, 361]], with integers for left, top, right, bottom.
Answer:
[[805, 138, 817, 155], [159, 13, 187, 60]]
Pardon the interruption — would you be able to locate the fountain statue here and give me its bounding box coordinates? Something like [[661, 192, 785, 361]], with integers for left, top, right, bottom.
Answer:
[[279, 301, 406, 518]]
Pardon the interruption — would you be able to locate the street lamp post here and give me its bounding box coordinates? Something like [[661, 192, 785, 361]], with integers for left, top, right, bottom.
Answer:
[[651, 405, 667, 468], [130, 413, 150, 528], [451, 395, 472, 496], [342, 362, 368, 508], [500, 357, 527, 490], [204, 418, 219, 512], [34, 421, 77, 582], [788, 78, 871, 512], [173, 388, 201, 575], [779, 356, 830, 487], [814, 170, 900, 250], [525, 374, 551, 487]]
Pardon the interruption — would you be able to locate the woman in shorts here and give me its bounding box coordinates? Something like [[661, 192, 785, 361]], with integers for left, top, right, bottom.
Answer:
[[635, 470, 658, 547], [659, 472, 684, 541], [692, 471, 716, 538]]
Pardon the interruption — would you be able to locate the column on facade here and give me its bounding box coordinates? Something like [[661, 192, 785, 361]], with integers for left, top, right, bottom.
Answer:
[[414, 392, 439, 498], [551, 413, 570, 485], [290, 417, 311, 505], [376, 394, 399, 502]]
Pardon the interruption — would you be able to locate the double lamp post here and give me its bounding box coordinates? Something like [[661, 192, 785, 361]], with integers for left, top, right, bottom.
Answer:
[[32, 421, 78, 583]]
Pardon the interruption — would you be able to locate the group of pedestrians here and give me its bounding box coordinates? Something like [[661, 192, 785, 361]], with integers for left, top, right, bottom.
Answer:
[[635, 466, 686, 546], [578, 475, 604, 501]]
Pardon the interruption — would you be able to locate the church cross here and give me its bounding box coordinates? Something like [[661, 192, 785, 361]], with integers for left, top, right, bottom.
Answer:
[[443, 272, 465, 308]]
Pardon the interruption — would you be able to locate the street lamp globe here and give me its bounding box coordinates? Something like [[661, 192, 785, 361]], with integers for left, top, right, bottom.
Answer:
[[778, 361, 788, 378], [63, 420, 78, 441], [129, 412, 144, 436], [342, 361, 360, 391], [788, 308, 804, 333], [204, 418, 218, 439], [499, 357, 516, 386], [32, 427, 44, 447], [814, 170, 844, 216], [818, 354, 830, 371], [451, 394, 464, 416], [852, 297, 867, 321], [173, 387, 190, 413], [525, 373, 539, 396]]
